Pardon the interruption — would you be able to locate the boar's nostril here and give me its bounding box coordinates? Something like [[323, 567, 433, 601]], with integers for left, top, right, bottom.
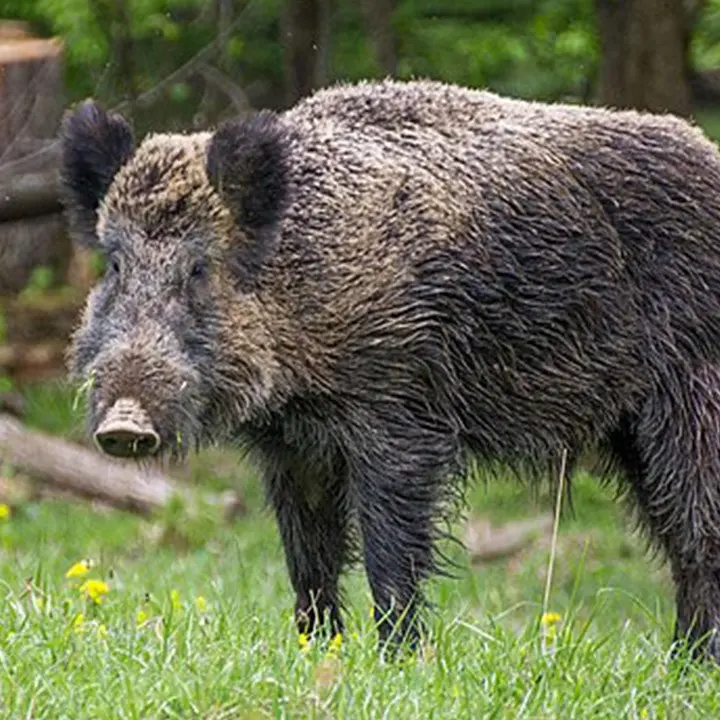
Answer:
[[94, 426, 161, 458], [93, 398, 161, 458]]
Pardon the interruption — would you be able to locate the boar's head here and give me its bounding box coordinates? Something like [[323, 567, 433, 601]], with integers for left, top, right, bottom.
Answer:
[[60, 100, 291, 460]]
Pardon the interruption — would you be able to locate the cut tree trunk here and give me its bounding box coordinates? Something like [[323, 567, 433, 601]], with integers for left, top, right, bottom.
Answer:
[[595, 0, 694, 116], [0, 32, 68, 297], [0, 413, 245, 520], [0, 36, 64, 164]]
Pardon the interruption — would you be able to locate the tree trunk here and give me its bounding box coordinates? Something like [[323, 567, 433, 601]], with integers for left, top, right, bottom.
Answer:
[[361, 0, 398, 76], [281, 0, 332, 106], [595, 0, 697, 116], [0, 34, 69, 297]]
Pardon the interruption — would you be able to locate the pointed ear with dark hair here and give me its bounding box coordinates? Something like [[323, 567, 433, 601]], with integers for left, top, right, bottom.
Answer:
[[59, 99, 134, 246], [205, 111, 290, 286], [206, 110, 290, 231]]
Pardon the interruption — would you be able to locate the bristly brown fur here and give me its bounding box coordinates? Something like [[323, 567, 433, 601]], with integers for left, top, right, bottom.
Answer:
[[60, 79, 720, 659]]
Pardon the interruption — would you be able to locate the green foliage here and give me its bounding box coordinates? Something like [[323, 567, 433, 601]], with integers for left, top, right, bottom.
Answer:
[[20, 266, 55, 299], [693, 0, 720, 70], [395, 0, 598, 102], [3, 0, 601, 132]]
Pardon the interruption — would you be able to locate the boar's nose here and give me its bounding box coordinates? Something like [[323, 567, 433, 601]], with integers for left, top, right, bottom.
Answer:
[[95, 427, 160, 458], [93, 398, 161, 459]]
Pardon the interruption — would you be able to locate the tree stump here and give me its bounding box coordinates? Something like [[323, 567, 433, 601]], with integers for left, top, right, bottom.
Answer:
[[0, 31, 68, 298]]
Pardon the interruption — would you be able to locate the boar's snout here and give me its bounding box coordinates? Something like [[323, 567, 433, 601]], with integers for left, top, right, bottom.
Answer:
[[93, 397, 161, 459]]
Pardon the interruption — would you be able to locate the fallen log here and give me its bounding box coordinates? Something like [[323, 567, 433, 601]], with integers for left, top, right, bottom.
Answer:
[[0, 413, 244, 520], [464, 513, 554, 564], [0, 20, 32, 40], [0, 171, 62, 223]]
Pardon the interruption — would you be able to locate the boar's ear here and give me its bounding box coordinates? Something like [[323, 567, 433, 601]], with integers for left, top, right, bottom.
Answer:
[[205, 110, 289, 234], [59, 99, 134, 246]]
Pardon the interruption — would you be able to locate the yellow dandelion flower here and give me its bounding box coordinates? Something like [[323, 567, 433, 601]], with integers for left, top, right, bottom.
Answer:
[[196, 596, 207, 613], [170, 589, 181, 611], [541, 612, 561, 626], [97, 623, 108, 639], [328, 633, 342, 655], [136, 609, 148, 625], [298, 633, 310, 652], [0, 504, 10, 520], [66, 559, 92, 579], [72, 612, 84, 633], [79, 579, 109, 604]]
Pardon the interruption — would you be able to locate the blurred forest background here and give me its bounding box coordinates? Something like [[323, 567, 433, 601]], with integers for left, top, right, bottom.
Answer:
[[5, 0, 720, 133], [2, 0, 720, 511]]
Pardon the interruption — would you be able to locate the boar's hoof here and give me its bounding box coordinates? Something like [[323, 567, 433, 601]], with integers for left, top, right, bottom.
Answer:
[[93, 398, 161, 459]]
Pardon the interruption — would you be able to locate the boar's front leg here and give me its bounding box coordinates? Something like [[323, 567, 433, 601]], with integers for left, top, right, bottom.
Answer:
[[263, 443, 351, 640], [347, 413, 458, 653]]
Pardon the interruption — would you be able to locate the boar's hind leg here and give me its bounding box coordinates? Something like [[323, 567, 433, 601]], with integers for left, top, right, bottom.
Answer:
[[348, 417, 457, 653], [264, 449, 350, 640], [609, 364, 720, 663]]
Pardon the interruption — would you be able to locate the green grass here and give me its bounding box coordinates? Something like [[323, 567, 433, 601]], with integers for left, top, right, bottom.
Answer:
[[0, 380, 718, 718]]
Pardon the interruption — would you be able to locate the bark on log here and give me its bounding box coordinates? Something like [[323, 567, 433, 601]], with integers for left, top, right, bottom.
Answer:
[[0, 171, 62, 223], [0, 413, 244, 520], [0, 21, 32, 41], [465, 514, 554, 564]]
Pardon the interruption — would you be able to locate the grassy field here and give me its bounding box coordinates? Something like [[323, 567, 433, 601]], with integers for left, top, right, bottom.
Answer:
[[0, 381, 718, 718]]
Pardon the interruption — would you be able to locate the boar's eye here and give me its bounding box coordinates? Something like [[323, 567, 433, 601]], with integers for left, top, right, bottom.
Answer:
[[190, 259, 207, 281], [108, 254, 121, 276]]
